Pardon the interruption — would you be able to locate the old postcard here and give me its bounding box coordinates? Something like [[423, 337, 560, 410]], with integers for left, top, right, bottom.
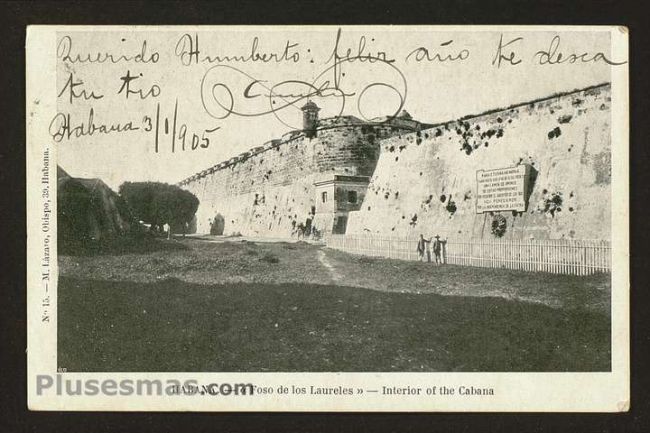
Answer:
[[26, 25, 629, 411]]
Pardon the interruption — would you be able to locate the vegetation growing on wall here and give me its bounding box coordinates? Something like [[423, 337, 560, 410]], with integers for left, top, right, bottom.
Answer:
[[445, 197, 457, 216], [538, 191, 563, 217], [491, 214, 507, 237], [454, 119, 506, 156]]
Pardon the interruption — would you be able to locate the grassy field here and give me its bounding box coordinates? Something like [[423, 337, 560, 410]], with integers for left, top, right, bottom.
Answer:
[[58, 237, 611, 372]]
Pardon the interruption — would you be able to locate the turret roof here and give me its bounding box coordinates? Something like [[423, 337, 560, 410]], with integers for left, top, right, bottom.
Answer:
[[301, 100, 320, 111], [398, 109, 412, 119]]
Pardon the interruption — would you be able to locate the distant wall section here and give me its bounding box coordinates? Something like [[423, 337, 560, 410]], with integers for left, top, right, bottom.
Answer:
[[181, 117, 420, 236]]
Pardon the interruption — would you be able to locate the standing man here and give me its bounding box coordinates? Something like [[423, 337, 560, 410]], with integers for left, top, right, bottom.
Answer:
[[432, 235, 442, 265], [416, 234, 430, 262]]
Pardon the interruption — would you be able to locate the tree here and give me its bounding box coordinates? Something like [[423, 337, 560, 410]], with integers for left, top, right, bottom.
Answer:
[[119, 182, 156, 225], [119, 182, 199, 238]]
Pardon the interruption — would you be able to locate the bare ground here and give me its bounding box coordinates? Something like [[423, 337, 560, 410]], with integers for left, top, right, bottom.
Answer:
[[57, 236, 611, 372]]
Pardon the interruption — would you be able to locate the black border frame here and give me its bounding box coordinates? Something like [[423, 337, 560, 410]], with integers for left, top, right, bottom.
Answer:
[[1, 1, 648, 431]]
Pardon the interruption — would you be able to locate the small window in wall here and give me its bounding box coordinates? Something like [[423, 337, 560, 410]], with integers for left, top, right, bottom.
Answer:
[[321, 191, 328, 203], [347, 190, 358, 204]]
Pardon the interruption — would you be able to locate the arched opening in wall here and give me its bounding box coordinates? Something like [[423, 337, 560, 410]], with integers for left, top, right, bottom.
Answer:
[[210, 213, 225, 235], [333, 215, 348, 234], [187, 215, 197, 234]]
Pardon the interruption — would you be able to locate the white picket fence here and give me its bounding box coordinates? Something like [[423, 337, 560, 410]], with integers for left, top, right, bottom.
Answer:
[[325, 234, 610, 275]]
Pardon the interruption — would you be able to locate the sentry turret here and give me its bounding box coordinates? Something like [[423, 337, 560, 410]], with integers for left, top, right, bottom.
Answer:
[[301, 100, 320, 139]]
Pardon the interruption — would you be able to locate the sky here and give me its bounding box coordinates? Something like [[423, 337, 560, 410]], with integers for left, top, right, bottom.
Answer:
[[52, 27, 617, 190]]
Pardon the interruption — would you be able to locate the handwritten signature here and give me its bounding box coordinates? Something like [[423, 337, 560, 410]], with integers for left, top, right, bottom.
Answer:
[[198, 29, 407, 130]]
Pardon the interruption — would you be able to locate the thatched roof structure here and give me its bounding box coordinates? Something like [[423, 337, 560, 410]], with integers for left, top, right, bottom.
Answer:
[[58, 166, 132, 247]]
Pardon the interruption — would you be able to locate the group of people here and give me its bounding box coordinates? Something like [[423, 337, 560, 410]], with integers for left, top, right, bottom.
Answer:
[[416, 234, 446, 264], [291, 220, 322, 240]]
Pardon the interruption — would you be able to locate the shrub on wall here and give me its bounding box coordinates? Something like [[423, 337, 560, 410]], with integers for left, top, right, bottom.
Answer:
[[491, 214, 507, 237], [538, 191, 563, 217]]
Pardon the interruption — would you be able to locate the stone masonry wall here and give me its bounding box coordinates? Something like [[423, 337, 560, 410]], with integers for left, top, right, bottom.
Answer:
[[346, 84, 612, 241], [182, 117, 415, 236]]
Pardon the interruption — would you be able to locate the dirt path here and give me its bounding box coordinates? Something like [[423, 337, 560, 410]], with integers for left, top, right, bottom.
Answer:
[[317, 249, 342, 284]]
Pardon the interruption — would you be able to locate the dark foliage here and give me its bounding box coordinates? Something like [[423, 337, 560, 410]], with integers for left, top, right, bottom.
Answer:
[[491, 214, 507, 237], [119, 181, 199, 232]]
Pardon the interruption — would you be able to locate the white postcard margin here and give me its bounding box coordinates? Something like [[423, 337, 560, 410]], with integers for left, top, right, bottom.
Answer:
[[26, 25, 629, 412]]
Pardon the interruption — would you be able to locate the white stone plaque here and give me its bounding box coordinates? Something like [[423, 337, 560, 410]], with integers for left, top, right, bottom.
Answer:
[[476, 165, 531, 213]]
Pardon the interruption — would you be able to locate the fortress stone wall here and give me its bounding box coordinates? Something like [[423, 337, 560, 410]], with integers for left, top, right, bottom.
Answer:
[[347, 83, 611, 241], [180, 114, 428, 236], [180, 83, 611, 241]]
